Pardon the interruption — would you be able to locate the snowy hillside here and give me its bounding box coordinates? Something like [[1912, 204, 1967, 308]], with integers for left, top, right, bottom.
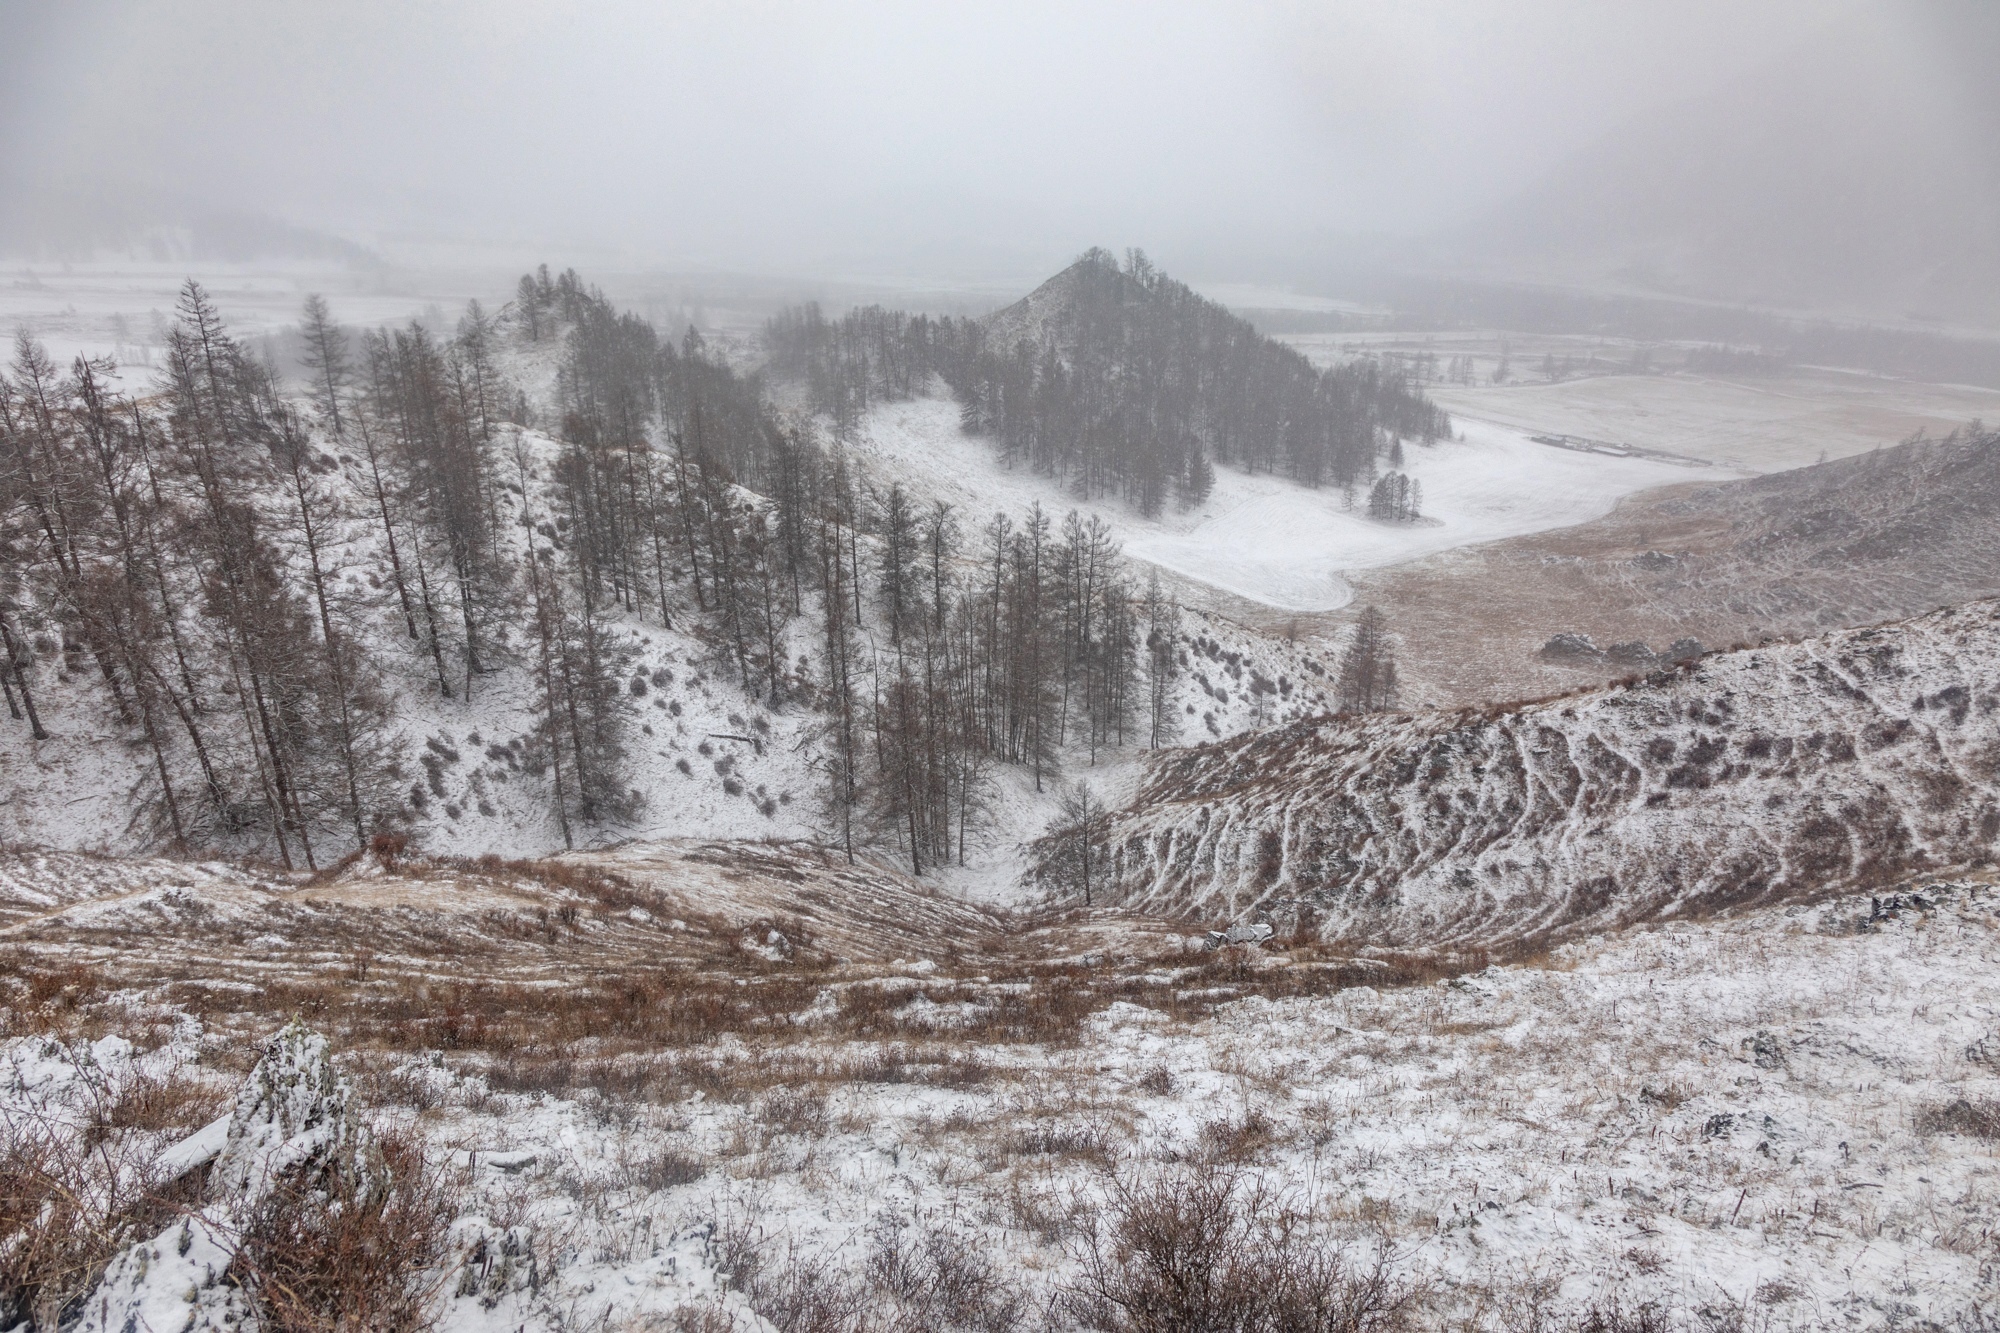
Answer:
[[0, 407, 830, 861], [1090, 600, 2000, 945], [9, 845, 2000, 1328]]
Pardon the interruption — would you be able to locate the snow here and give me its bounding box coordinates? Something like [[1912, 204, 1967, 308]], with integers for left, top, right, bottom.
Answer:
[[1104, 599, 2000, 944], [72, 1214, 250, 1333], [1264, 330, 2000, 474], [846, 396, 1726, 612], [9, 842, 2000, 1326], [153, 1116, 232, 1185]]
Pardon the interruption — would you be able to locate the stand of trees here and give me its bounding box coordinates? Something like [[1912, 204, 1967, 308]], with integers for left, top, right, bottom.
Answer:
[[1367, 472, 1422, 523], [0, 288, 401, 865], [764, 249, 1450, 516], [542, 273, 1180, 875], [2, 267, 1190, 876], [1336, 606, 1399, 714]]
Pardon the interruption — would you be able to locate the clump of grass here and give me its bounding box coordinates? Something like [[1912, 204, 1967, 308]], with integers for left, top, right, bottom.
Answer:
[[1916, 1097, 2000, 1138], [235, 1127, 461, 1333], [0, 1057, 225, 1327]]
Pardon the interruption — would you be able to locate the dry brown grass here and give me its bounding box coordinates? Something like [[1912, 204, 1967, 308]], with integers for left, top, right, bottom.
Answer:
[[1067, 1164, 1421, 1332], [1916, 1097, 2000, 1139], [234, 1128, 462, 1333], [0, 1058, 229, 1327]]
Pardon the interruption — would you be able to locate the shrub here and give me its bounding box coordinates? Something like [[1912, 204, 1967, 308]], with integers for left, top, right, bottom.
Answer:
[[233, 1127, 460, 1333], [0, 1057, 222, 1328], [1070, 1165, 1418, 1333], [1916, 1097, 2000, 1138]]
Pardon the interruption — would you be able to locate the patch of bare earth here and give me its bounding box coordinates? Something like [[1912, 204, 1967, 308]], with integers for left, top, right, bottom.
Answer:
[[1239, 428, 2000, 707]]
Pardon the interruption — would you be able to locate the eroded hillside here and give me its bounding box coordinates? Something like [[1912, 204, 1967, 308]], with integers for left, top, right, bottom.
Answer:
[[1091, 600, 2000, 945]]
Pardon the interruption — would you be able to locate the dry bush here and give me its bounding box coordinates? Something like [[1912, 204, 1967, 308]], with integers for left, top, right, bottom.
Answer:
[[1069, 1164, 1419, 1333], [234, 1128, 461, 1333], [0, 1059, 222, 1327], [0, 1118, 175, 1328], [867, 1214, 1025, 1332], [1199, 1109, 1278, 1162], [617, 1142, 708, 1193], [1009, 1121, 1114, 1165], [1569, 1303, 1674, 1333], [848, 1046, 993, 1088], [715, 1216, 868, 1333], [1917, 1097, 2000, 1139], [759, 1089, 832, 1137]]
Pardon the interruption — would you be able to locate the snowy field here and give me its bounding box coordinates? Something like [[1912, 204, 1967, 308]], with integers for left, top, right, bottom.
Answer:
[[0, 259, 464, 390], [1279, 331, 2000, 475], [846, 396, 1724, 612], [1428, 372, 2000, 475]]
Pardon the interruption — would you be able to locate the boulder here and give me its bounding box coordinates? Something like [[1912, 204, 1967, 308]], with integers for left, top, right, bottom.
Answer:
[[1537, 633, 1603, 663]]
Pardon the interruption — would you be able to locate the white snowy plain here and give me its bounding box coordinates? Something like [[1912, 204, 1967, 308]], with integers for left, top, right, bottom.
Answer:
[[845, 396, 1727, 613]]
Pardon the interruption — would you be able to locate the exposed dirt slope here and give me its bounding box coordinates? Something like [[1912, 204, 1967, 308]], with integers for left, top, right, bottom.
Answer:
[[1094, 600, 2000, 946], [1292, 426, 2000, 707]]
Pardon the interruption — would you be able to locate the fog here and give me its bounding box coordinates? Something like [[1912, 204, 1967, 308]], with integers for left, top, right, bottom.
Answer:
[[2, 1, 1995, 306]]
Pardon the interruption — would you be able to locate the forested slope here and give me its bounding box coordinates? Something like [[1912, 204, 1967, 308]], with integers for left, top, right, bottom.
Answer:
[[765, 248, 1448, 514], [1, 266, 1317, 872]]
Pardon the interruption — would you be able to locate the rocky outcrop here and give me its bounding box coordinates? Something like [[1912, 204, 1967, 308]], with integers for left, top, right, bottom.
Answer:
[[77, 1023, 377, 1333]]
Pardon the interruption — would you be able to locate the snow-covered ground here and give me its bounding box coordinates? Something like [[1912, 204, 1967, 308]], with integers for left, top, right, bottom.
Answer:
[[0, 259, 462, 391], [1281, 329, 2000, 475], [11, 870, 1998, 1329], [846, 396, 1725, 612]]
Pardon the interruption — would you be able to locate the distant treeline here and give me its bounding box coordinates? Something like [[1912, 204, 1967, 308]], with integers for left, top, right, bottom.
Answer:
[[764, 248, 1451, 514]]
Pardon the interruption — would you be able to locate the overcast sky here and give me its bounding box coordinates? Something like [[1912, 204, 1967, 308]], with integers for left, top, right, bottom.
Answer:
[[0, 1, 1977, 280]]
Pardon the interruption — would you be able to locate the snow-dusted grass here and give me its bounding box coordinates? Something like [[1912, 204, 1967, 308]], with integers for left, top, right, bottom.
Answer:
[[11, 876, 1996, 1329], [846, 397, 1724, 612], [349, 879, 2000, 1328]]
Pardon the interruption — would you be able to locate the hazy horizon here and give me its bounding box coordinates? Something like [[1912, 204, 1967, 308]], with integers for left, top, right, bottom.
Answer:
[[7, 1, 1992, 296]]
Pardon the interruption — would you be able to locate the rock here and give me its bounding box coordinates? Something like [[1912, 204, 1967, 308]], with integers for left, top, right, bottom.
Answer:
[[1744, 1029, 1787, 1070], [72, 1215, 255, 1333], [1605, 641, 1657, 666], [212, 1019, 378, 1207], [81, 1023, 378, 1332], [480, 1150, 539, 1174], [1633, 550, 1679, 570], [1538, 633, 1603, 663], [1663, 637, 1705, 663], [1201, 924, 1274, 949], [741, 928, 795, 962]]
